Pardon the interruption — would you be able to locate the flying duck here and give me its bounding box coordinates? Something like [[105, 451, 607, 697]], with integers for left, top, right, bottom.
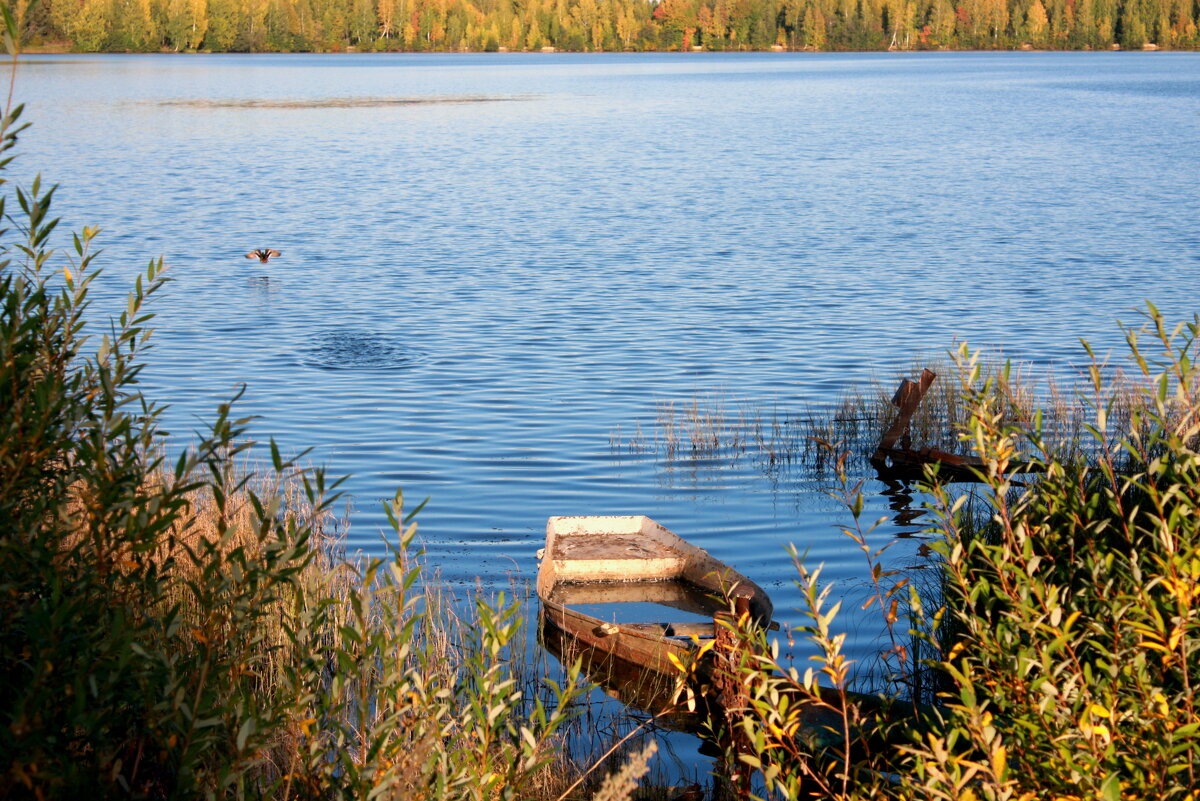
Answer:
[[245, 249, 282, 263]]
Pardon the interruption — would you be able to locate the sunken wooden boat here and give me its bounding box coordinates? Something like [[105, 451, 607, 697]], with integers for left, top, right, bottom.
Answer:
[[538, 516, 936, 759], [536, 515, 773, 677]]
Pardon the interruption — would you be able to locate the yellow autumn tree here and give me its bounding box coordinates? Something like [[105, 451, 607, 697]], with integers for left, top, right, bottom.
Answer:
[[377, 0, 395, 36], [524, 13, 540, 46], [164, 0, 207, 48], [1026, 0, 1048, 42], [801, 2, 824, 46], [73, 0, 111, 48]]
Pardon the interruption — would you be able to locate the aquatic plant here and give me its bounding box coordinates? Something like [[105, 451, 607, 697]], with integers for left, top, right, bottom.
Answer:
[[613, 357, 1152, 486]]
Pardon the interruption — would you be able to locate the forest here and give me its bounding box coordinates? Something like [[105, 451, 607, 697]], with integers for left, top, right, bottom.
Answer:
[[15, 0, 1200, 53]]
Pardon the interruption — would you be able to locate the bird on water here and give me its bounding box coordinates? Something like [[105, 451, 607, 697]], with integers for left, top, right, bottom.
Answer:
[[246, 249, 282, 263]]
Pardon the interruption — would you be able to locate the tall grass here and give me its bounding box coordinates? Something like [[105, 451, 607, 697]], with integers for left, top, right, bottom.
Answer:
[[612, 362, 1153, 481]]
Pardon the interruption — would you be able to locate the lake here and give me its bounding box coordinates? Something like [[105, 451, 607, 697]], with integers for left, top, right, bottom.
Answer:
[[16, 51, 1200, 724]]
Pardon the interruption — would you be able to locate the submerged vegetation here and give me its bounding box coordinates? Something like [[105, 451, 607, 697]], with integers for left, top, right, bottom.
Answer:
[[14, 0, 1200, 53]]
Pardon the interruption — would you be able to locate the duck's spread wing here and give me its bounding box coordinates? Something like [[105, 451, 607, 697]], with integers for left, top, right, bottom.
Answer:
[[245, 251, 260, 259], [267, 250, 282, 258]]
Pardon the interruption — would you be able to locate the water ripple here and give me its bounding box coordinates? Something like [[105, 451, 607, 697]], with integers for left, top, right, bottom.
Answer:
[[153, 95, 535, 109], [301, 331, 425, 371]]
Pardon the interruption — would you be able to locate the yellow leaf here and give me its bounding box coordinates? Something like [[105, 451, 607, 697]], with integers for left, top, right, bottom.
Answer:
[[64, 265, 73, 281], [1089, 703, 1111, 719], [991, 744, 1007, 778]]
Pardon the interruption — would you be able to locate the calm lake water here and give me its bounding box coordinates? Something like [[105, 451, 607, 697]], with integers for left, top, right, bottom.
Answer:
[[17, 51, 1200, 735]]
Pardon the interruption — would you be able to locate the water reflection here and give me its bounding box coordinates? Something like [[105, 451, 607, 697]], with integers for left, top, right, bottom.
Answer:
[[878, 479, 929, 535], [540, 612, 710, 735]]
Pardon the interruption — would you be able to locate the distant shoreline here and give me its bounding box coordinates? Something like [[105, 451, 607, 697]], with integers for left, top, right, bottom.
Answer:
[[19, 44, 1195, 55]]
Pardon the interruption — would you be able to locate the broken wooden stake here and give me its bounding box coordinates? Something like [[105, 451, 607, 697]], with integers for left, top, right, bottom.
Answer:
[[871, 369, 1037, 483], [877, 367, 937, 451]]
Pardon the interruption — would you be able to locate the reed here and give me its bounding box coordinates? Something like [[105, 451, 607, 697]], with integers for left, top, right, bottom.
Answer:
[[613, 358, 1157, 481]]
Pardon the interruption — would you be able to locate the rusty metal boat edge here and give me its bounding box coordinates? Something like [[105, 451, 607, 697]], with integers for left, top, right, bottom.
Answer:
[[535, 515, 773, 678]]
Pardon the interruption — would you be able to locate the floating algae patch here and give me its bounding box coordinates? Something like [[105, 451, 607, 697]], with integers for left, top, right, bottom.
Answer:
[[154, 95, 533, 110]]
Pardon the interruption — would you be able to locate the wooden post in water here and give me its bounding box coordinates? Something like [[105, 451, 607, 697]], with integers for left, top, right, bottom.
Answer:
[[872, 369, 1020, 483], [876, 367, 937, 453]]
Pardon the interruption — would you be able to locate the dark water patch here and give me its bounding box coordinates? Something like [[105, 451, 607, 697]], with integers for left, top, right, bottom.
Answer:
[[153, 95, 534, 110], [302, 331, 423, 371]]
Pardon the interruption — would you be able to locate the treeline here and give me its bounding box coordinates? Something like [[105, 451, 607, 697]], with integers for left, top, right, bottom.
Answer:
[[15, 0, 1200, 52]]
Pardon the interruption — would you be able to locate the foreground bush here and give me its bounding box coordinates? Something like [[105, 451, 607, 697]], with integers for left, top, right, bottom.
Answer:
[[0, 84, 595, 799], [711, 310, 1200, 799]]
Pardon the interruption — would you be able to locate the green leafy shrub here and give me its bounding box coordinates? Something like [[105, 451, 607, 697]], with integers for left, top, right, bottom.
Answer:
[[908, 318, 1200, 800], [706, 309, 1200, 800]]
